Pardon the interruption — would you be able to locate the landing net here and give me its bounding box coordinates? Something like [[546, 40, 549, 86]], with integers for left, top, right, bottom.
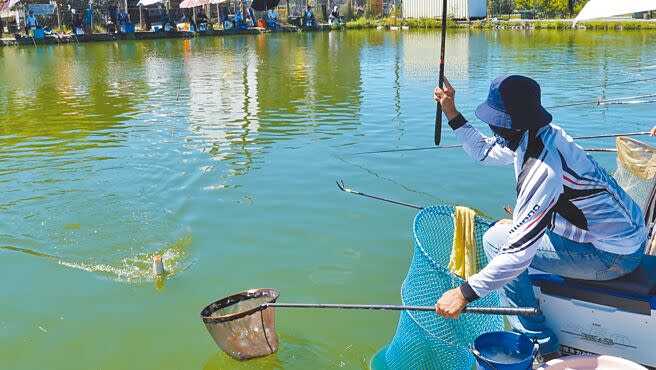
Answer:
[[614, 137, 656, 211], [613, 137, 656, 254], [382, 205, 503, 370]]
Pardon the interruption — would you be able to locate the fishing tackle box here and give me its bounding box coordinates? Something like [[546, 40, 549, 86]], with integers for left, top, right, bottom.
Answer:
[[530, 254, 656, 368]]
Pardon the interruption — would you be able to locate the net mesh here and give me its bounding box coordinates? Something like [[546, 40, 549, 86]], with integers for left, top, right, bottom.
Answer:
[[382, 205, 504, 370], [200, 288, 279, 360], [613, 137, 656, 211]]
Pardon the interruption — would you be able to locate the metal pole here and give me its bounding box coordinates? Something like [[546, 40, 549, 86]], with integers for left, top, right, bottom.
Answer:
[[264, 302, 540, 316], [55, 2, 62, 30]]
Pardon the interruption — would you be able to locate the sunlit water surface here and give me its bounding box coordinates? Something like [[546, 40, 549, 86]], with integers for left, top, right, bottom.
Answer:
[[1, 30, 655, 369]]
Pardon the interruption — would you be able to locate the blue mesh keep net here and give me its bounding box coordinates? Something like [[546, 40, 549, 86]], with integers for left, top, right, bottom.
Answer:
[[380, 205, 504, 370]]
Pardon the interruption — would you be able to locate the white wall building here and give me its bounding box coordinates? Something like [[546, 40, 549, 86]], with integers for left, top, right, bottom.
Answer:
[[402, 0, 487, 20]]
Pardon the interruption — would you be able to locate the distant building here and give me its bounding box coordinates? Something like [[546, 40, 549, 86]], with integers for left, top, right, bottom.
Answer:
[[402, 0, 487, 20]]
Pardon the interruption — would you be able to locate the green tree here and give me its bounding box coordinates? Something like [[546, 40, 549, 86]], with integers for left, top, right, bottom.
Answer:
[[513, 0, 590, 17], [515, 0, 534, 10], [540, 0, 590, 17], [491, 0, 514, 14]]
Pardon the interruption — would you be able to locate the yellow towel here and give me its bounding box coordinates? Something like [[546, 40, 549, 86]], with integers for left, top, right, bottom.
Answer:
[[448, 206, 478, 279]]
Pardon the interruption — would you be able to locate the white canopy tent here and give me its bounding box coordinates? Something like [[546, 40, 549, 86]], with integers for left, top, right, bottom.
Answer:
[[179, 0, 208, 8], [0, 0, 21, 11], [137, 0, 163, 6], [574, 0, 656, 22]]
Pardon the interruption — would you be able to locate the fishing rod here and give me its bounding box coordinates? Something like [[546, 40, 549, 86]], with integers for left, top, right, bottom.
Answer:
[[546, 93, 656, 109], [348, 131, 650, 156], [602, 99, 656, 106], [586, 76, 656, 88], [337, 180, 423, 209], [433, 0, 448, 145]]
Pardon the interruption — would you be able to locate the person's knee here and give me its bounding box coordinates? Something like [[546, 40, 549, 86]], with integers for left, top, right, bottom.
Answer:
[[483, 223, 512, 259]]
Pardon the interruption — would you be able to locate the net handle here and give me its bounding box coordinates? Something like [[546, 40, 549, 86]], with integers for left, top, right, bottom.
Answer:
[[263, 303, 539, 316]]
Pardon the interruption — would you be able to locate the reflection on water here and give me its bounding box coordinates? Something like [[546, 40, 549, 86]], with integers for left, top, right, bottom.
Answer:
[[202, 332, 374, 370], [0, 33, 375, 280]]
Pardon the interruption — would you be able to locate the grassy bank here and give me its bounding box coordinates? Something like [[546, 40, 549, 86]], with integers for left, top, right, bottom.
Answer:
[[345, 17, 457, 29], [346, 17, 656, 30], [471, 19, 656, 30]]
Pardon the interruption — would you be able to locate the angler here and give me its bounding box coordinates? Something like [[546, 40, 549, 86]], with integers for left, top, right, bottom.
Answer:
[[433, 75, 648, 358]]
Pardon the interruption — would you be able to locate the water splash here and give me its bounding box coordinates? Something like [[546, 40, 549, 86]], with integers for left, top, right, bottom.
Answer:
[[59, 235, 192, 282], [1, 235, 192, 282]]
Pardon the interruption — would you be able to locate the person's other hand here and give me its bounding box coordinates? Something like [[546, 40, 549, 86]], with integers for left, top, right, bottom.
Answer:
[[497, 218, 513, 225], [435, 287, 468, 319], [434, 77, 459, 121], [650, 126, 656, 136]]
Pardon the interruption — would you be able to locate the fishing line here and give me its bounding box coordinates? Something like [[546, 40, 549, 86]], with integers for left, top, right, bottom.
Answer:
[[175, 61, 184, 101], [335, 155, 444, 204], [175, 44, 188, 101]]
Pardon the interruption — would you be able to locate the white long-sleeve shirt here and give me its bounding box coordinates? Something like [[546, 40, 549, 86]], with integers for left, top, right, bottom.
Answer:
[[454, 122, 647, 300]]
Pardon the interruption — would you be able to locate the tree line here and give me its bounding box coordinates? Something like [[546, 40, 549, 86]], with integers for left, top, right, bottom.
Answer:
[[490, 0, 590, 18]]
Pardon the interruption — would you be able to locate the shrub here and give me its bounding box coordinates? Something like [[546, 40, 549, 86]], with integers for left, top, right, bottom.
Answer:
[[345, 17, 378, 29]]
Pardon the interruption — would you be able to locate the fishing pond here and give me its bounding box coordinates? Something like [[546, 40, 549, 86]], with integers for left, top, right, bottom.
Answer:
[[1, 29, 655, 369]]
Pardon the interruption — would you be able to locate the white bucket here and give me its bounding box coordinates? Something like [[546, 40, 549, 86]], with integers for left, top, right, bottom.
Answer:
[[538, 355, 647, 369]]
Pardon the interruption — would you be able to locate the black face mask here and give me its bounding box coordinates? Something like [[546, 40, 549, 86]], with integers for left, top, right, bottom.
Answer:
[[490, 126, 525, 151]]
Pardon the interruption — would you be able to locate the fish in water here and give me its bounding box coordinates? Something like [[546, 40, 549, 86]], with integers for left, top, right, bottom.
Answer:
[[153, 255, 166, 276]]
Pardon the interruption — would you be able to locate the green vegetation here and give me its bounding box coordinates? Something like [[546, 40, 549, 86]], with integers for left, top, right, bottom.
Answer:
[[345, 17, 379, 29], [345, 17, 457, 29], [472, 20, 656, 30], [514, 0, 587, 19], [345, 17, 656, 31]]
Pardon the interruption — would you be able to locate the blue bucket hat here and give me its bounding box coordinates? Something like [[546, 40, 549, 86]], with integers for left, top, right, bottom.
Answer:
[[475, 75, 552, 130]]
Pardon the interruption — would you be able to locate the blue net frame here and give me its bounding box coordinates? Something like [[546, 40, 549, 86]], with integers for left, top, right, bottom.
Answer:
[[383, 205, 504, 370]]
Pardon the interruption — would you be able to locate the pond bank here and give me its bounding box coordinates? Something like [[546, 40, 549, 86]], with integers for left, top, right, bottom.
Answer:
[[0, 24, 333, 47]]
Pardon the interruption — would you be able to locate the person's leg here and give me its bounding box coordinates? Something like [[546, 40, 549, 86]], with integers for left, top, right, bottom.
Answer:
[[482, 224, 559, 355], [483, 224, 644, 355], [530, 231, 643, 281]]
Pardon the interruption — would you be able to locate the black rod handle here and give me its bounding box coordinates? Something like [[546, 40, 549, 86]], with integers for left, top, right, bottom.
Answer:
[[434, 0, 448, 146]]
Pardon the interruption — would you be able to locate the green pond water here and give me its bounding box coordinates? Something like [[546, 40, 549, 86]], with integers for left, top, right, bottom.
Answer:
[[1, 29, 655, 369]]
